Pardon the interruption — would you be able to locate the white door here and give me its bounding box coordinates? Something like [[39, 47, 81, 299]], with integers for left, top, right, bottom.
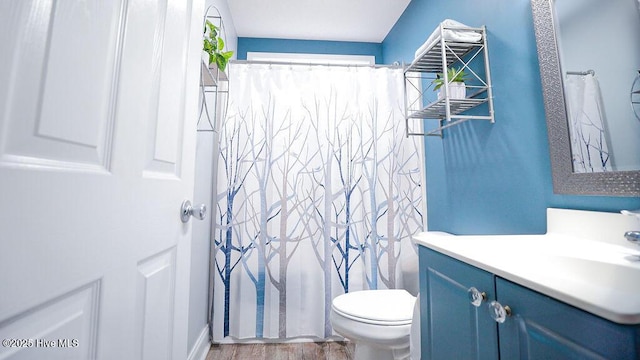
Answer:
[[0, 0, 203, 359]]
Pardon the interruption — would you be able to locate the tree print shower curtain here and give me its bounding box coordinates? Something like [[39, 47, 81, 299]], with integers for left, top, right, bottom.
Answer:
[[212, 63, 424, 341]]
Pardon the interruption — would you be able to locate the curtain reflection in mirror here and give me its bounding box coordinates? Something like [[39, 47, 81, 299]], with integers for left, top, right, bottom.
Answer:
[[564, 72, 612, 173]]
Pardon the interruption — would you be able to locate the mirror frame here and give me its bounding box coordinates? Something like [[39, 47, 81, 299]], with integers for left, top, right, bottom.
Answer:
[[531, 0, 640, 196]]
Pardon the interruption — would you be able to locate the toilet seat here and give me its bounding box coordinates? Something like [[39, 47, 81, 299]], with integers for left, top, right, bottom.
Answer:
[[331, 289, 415, 326]]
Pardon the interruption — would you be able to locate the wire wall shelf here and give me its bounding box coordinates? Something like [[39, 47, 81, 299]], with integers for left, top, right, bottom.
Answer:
[[404, 24, 494, 137], [409, 98, 490, 119]]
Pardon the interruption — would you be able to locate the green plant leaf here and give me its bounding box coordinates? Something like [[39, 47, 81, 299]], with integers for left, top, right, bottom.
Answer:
[[206, 20, 218, 38], [449, 67, 467, 82], [222, 51, 234, 60], [432, 73, 444, 90], [217, 37, 225, 51], [215, 53, 228, 72], [212, 40, 218, 51], [203, 39, 212, 51]]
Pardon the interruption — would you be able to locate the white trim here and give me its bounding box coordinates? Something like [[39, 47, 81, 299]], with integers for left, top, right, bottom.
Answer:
[[246, 52, 375, 65], [187, 326, 211, 360], [215, 336, 346, 344]]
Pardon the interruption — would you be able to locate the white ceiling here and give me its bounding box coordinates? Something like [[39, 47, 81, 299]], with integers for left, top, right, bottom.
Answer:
[[228, 0, 412, 43]]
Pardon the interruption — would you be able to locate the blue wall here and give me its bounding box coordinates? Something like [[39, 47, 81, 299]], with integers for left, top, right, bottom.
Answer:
[[235, 3, 640, 235], [237, 37, 383, 64], [382, 0, 640, 234]]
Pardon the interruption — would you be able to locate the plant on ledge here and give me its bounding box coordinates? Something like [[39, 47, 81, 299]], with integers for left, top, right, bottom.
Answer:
[[432, 67, 468, 91], [432, 67, 468, 100], [203, 20, 234, 72]]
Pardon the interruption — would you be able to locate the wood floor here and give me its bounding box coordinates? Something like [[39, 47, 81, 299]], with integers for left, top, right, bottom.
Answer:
[[205, 341, 355, 360]]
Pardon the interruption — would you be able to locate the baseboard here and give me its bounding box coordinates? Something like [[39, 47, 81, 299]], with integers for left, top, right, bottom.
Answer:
[[215, 336, 346, 344], [187, 326, 211, 360]]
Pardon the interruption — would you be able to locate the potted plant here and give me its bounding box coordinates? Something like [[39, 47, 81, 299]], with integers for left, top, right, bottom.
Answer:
[[203, 20, 234, 73], [432, 67, 467, 100]]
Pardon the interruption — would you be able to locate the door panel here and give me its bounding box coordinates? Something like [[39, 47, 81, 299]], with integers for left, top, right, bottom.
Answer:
[[36, 0, 122, 150], [0, 281, 100, 360], [136, 248, 177, 360], [0, 0, 122, 172], [420, 247, 499, 360], [144, 0, 187, 178], [497, 278, 640, 360]]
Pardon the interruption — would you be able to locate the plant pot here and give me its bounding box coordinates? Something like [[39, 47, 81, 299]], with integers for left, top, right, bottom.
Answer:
[[438, 82, 466, 100], [201, 61, 228, 86]]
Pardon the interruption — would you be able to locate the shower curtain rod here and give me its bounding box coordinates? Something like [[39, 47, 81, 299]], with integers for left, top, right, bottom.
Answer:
[[230, 59, 402, 69], [566, 69, 595, 76]]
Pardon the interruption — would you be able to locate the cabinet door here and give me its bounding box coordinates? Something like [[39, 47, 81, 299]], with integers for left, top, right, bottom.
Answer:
[[420, 247, 499, 360], [496, 278, 640, 360]]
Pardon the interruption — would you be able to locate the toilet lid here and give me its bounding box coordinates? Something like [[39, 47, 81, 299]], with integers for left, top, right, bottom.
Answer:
[[332, 289, 416, 324]]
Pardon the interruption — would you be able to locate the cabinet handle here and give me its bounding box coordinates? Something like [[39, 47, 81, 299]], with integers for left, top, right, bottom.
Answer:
[[468, 287, 487, 307], [488, 301, 512, 323]]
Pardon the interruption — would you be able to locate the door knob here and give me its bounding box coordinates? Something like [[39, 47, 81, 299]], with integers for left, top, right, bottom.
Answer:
[[181, 200, 207, 223]]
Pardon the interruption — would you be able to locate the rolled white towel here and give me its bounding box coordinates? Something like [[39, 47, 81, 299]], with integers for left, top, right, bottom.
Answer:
[[414, 19, 483, 60]]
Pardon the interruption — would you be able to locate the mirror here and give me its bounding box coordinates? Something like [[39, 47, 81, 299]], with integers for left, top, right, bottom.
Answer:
[[555, 0, 640, 173], [531, 0, 640, 196]]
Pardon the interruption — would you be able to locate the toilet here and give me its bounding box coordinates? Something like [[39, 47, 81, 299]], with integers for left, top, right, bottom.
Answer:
[[329, 233, 451, 359], [330, 289, 418, 360]]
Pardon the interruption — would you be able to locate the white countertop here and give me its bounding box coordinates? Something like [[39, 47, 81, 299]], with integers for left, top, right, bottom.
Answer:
[[413, 231, 640, 324]]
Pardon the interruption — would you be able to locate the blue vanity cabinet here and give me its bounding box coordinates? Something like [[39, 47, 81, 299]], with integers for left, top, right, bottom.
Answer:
[[496, 278, 640, 360], [419, 246, 640, 360], [419, 246, 499, 359]]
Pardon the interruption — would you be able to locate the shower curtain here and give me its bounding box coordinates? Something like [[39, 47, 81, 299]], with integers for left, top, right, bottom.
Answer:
[[211, 63, 425, 341], [565, 73, 612, 173]]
